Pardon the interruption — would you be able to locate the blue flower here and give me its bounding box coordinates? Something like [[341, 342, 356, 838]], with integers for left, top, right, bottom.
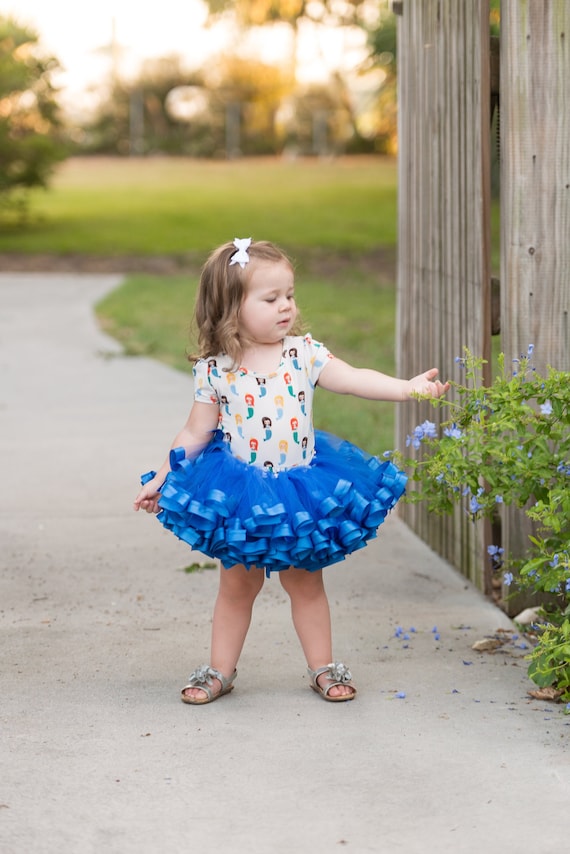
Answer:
[[443, 423, 463, 439], [495, 494, 504, 504], [503, 572, 514, 586], [469, 489, 485, 515], [488, 544, 504, 571], [420, 420, 438, 438], [406, 426, 424, 449], [406, 420, 437, 448], [527, 344, 535, 356], [540, 400, 553, 416]]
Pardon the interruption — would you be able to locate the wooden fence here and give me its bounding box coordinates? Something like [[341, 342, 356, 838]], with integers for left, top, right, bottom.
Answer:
[[395, 0, 491, 592], [395, 0, 569, 607]]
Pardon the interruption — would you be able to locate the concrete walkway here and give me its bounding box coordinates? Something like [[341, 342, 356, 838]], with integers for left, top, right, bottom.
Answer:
[[0, 273, 568, 854]]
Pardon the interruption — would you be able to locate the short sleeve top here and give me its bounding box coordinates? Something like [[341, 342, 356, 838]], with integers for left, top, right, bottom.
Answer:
[[192, 334, 334, 472]]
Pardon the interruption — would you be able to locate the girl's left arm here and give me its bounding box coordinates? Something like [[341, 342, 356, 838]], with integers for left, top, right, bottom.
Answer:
[[318, 358, 449, 402]]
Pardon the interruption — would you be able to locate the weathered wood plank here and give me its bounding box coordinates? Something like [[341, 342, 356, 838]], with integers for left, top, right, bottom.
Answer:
[[396, 1, 491, 591], [499, 0, 570, 611], [500, 0, 570, 373]]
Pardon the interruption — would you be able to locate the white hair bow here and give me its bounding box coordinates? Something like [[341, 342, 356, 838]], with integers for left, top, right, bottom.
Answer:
[[229, 237, 252, 269]]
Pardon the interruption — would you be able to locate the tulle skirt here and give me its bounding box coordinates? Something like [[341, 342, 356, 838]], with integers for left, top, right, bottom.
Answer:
[[142, 431, 407, 576]]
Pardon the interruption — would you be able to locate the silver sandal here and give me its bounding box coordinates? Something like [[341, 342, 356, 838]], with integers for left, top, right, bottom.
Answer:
[[307, 662, 357, 702], [180, 664, 237, 705]]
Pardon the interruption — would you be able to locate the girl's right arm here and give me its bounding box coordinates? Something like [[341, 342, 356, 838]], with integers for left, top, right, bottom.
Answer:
[[133, 401, 220, 514]]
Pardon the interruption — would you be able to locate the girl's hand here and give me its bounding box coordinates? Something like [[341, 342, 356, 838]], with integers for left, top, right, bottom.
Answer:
[[407, 368, 450, 399], [133, 478, 162, 514]]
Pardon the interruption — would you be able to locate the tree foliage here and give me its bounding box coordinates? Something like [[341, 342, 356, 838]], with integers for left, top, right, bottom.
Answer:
[[207, 56, 291, 155], [204, 0, 372, 28], [83, 54, 291, 157], [0, 15, 66, 211], [82, 56, 209, 156]]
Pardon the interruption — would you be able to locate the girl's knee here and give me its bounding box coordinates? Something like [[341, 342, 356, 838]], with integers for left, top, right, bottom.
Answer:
[[219, 564, 265, 602], [279, 567, 325, 599]]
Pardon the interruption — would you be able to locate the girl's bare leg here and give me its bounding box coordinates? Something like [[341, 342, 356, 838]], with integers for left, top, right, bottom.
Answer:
[[279, 567, 354, 698], [182, 563, 265, 701]]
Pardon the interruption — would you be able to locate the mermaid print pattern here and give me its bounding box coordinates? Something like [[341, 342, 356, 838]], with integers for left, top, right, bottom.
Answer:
[[194, 335, 333, 471]]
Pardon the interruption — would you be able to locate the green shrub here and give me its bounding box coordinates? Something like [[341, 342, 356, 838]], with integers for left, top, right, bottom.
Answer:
[[394, 347, 570, 703]]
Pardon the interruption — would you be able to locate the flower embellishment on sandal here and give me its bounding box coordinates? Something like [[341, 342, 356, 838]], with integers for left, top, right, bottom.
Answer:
[[229, 237, 252, 269]]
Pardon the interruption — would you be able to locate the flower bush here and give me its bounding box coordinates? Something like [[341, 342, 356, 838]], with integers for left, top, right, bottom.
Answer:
[[394, 347, 570, 702]]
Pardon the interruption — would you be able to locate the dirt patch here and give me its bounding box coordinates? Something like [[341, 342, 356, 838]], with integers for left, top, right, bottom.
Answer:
[[0, 253, 199, 275], [0, 246, 396, 282]]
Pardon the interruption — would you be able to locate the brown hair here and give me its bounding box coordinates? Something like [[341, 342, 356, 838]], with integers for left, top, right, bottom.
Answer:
[[191, 239, 302, 365]]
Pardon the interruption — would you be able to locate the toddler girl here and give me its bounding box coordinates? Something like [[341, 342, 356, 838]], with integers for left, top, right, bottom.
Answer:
[[134, 238, 448, 704]]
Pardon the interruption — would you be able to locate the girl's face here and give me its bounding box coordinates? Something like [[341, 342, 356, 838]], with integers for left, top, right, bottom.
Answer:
[[239, 259, 297, 345]]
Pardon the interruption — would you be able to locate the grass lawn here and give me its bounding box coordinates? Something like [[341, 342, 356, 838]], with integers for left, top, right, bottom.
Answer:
[[0, 156, 398, 255]]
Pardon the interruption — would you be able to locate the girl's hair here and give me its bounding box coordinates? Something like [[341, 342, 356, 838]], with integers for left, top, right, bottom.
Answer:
[[192, 239, 302, 365]]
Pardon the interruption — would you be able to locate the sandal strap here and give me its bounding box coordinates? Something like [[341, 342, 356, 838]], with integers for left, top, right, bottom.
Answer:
[[184, 664, 236, 697], [308, 661, 353, 696]]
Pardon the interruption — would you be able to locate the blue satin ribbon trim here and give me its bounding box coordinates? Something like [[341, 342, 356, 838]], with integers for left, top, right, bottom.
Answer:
[[142, 431, 408, 575]]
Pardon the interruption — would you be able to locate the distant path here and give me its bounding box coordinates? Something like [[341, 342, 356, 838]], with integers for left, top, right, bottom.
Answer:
[[0, 246, 396, 279]]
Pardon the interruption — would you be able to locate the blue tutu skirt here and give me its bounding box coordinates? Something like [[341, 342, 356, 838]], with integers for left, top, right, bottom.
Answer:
[[142, 431, 407, 576]]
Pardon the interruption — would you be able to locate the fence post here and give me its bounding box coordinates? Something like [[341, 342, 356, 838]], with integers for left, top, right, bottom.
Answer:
[[499, 0, 570, 612]]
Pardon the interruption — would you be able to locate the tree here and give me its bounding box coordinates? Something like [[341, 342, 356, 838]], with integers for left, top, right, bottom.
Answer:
[[204, 0, 374, 80], [359, 5, 398, 153], [205, 0, 372, 26], [0, 16, 66, 213], [83, 56, 210, 156], [205, 56, 291, 156], [280, 78, 357, 155]]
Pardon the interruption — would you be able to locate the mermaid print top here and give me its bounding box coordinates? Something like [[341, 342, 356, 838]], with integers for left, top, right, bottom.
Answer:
[[192, 335, 334, 472]]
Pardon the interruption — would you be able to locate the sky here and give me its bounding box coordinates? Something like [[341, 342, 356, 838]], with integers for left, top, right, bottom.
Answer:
[[2, 0, 371, 116], [2, 1, 229, 107]]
